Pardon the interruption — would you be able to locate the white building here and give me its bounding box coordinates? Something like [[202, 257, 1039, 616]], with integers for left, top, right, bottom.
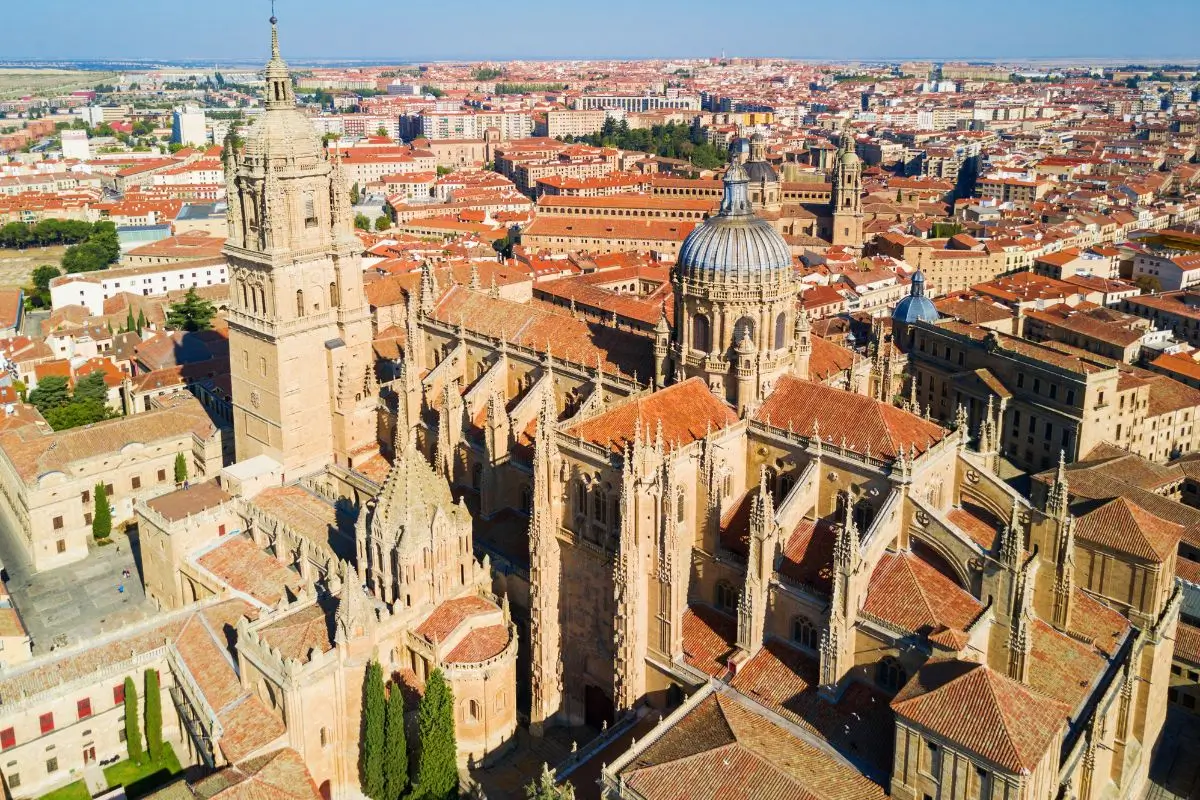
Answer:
[[171, 105, 207, 146], [60, 129, 90, 161], [50, 259, 228, 315]]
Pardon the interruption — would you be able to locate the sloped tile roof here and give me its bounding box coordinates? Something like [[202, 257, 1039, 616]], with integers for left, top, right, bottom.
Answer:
[[1074, 497, 1184, 562], [892, 661, 1070, 774], [756, 376, 948, 462], [565, 378, 737, 455], [862, 552, 983, 637]]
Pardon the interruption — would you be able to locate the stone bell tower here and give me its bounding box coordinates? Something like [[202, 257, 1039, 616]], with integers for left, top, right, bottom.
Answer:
[[830, 120, 864, 253], [224, 14, 377, 477]]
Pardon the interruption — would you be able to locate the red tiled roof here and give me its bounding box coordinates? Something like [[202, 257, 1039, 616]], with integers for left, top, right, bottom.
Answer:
[[415, 595, 495, 643], [1074, 497, 1184, 562], [680, 604, 737, 677], [862, 552, 983, 637], [892, 661, 1070, 774], [566, 377, 737, 455], [443, 625, 510, 664], [756, 376, 948, 462]]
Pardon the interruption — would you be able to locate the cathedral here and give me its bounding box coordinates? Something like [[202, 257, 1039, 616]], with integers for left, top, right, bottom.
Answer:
[[209, 22, 1178, 800]]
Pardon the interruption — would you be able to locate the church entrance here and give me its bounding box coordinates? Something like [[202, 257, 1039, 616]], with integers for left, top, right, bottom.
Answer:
[[584, 684, 614, 730]]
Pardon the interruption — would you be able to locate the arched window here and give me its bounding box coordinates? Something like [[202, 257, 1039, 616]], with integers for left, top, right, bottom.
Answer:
[[780, 472, 795, 498], [296, 289, 305, 318], [519, 485, 532, 515], [876, 656, 907, 691], [692, 314, 711, 352], [468, 699, 480, 721], [715, 580, 737, 613], [576, 481, 588, 515], [239, 280, 248, 310], [471, 462, 483, 489], [257, 286, 267, 316], [676, 486, 686, 523], [320, 727, 329, 748], [250, 285, 260, 314], [594, 490, 608, 524], [774, 312, 787, 350], [329, 281, 339, 309], [733, 316, 755, 346], [792, 616, 819, 650]]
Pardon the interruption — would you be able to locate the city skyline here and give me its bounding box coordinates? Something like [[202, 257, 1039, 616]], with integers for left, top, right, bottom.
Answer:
[[5, 0, 1200, 62]]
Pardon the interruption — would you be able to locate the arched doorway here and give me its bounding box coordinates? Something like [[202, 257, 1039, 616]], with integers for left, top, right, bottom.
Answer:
[[584, 684, 615, 730]]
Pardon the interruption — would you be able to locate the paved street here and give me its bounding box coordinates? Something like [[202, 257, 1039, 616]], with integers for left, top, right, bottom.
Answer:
[[1145, 709, 1200, 800], [0, 505, 155, 653]]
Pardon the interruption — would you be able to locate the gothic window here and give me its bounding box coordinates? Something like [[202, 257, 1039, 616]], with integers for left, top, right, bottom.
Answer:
[[733, 316, 755, 346], [594, 490, 608, 524], [471, 462, 482, 490], [691, 314, 711, 352], [329, 281, 339, 309], [304, 192, 318, 228], [296, 289, 305, 318], [520, 485, 532, 514], [715, 580, 736, 613], [854, 500, 876, 532], [575, 481, 588, 515], [780, 472, 795, 498], [792, 616, 819, 650], [250, 285, 260, 314], [676, 486, 686, 523], [876, 656, 906, 692], [239, 280, 248, 310], [774, 312, 787, 350]]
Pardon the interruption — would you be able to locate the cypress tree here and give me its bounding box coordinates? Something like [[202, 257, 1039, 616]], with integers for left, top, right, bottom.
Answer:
[[360, 660, 386, 799], [174, 452, 187, 484], [123, 676, 143, 765], [125, 308, 136, 335], [144, 668, 163, 762], [92, 483, 111, 540], [383, 680, 408, 800], [413, 669, 457, 800], [136, 309, 146, 334]]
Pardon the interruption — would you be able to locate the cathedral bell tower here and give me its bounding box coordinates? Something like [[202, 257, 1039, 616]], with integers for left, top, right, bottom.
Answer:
[[223, 15, 377, 476], [830, 121, 864, 253]]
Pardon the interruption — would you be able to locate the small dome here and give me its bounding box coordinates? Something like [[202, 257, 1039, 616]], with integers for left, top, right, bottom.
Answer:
[[744, 159, 779, 184], [677, 163, 793, 285], [893, 271, 940, 324]]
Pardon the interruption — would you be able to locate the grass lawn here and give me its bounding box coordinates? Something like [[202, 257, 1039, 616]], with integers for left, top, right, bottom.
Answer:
[[36, 780, 90, 800], [102, 742, 183, 798], [0, 245, 67, 289]]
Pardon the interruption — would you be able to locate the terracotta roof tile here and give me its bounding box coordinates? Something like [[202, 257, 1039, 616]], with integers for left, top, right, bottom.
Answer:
[[566, 378, 737, 455]]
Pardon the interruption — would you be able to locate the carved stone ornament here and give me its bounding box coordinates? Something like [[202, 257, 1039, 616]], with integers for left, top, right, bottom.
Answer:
[[250, 390, 262, 409]]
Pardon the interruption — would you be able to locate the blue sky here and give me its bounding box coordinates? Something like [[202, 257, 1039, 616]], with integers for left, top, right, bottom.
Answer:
[[4, 0, 1199, 62]]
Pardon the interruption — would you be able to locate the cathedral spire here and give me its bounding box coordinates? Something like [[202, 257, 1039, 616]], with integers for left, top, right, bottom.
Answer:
[[264, 12, 297, 111]]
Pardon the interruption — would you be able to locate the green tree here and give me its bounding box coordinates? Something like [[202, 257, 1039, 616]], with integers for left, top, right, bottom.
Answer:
[[1134, 274, 1162, 294], [144, 668, 163, 762], [73, 371, 109, 405], [412, 669, 457, 800], [375, 215, 391, 232], [92, 482, 112, 540], [350, 182, 361, 205], [123, 676, 143, 764], [360, 660, 386, 800], [525, 764, 575, 800], [28, 264, 60, 307], [383, 681, 408, 800], [125, 308, 137, 334], [174, 452, 188, 484], [28, 375, 70, 411], [136, 308, 146, 333], [166, 288, 217, 332], [355, 213, 372, 231]]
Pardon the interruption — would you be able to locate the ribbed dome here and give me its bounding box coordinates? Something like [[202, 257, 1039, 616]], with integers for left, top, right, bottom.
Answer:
[[893, 271, 940, 324], [744, 159, 779, 184], [677, 163, 792, 284]]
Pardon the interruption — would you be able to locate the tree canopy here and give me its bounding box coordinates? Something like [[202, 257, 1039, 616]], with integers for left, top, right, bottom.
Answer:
[[29, 372, 114, 431], [413, 669, 457, 800], [525, 765, 576, 800], [360, 660, 386, 799], [577, 120, 728, 170], [165, 288, 217, 332]]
